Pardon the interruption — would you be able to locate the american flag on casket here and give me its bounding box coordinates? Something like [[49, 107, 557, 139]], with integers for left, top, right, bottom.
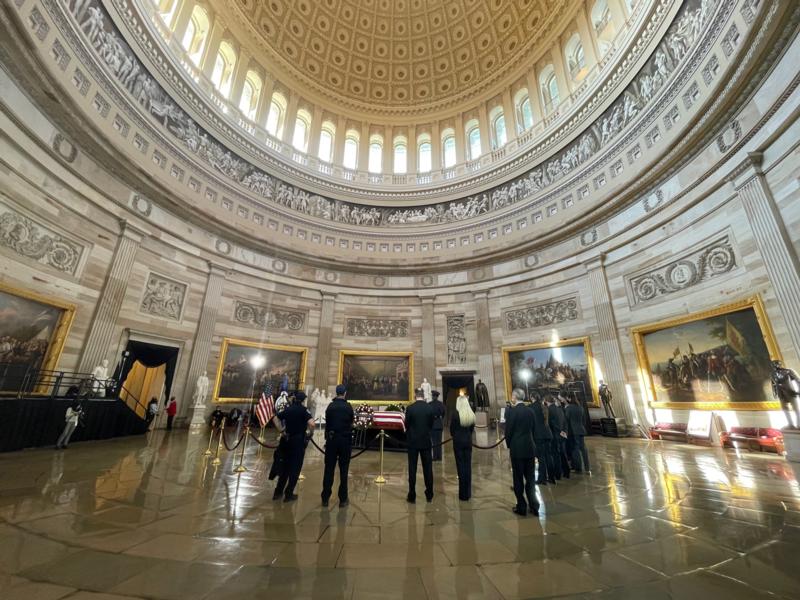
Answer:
[[371, 411, 406, 431]]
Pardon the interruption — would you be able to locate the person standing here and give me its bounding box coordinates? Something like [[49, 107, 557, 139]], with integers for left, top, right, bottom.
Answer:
[[273, 391, 315, 502], [321, 384, 355, 507], [505, 388, 539, 517], [530, 395, 555, 485], [450, 394, 475, 501], [405, 387, 435, 503], [146, 397, 158, 428], [546, 395, 570, 479], [430, 389, 445, 461], [166, 397, 177, 430], [56, 402, 82, 449], [566, 397, 590, 473]]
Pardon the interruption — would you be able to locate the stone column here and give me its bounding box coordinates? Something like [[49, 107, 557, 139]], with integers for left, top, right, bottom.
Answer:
[[735, 153, 800, 356], [501, 89, 517, 142], [200, 18, 225, 79], [313, 292, 337, 393], [525, 69, 544, 126], [78, 220, 146, 373], [255, 73, 275, 127], [307, 106, 324, 159], [186, 263, 227, 426], [477, 103, 491, 154], [169, 0, 193, 40], [454, 113, 466, 163], [473, 291, 499, 409], [281, 93, 299, 146], [229, 49, 252, 110], [584, 255, 637, 427], [420, 296, 436, 385]]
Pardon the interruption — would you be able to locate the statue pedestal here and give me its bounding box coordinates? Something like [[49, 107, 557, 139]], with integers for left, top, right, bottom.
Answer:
[[475, 412, 488, 428], [601, 417, 627, 437], [189, 404, 207, 427], [784, 429, 800, 462]]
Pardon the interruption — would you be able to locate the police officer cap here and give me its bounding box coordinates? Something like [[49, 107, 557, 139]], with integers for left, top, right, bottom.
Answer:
[[294, 391, 307, 403], [336, 384, 347, 395], [431, 390, 440, 398]]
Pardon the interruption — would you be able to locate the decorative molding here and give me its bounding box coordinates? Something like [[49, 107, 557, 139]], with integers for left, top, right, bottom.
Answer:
[[524, 254, 539, 268], [504, 297, 579, 332], [215, 239, 231, 255], [345, 318, 409, 338], [642, 188, 664, 212], [580, 228, 599, 247], [139, 272, 187, 321], [130, 193, 152, 216], [627, 234, 737, 304], [233, 300, 306, 332], [446, 315, 467, 364], [716, 119, 742, 153], [0, 200, 84, 275], [51, 132, 77, 163]]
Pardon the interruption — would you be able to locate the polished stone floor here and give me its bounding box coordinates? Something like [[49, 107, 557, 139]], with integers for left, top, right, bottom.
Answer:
[[1, 428, 800, 600]]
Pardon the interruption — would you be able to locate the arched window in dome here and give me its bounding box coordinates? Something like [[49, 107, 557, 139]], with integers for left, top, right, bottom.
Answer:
[[265, 92, 286, 138], [592, 0, 614, 57], [238, 71, 261, 121], [368, 135, 383, 173], [343, 131, 359, 170], [565, 34, 586, 82], [292, 109, 311, 152], [490, 107, 507, 149], [318, 122, 335, 162], [210, 41, 236, 98], [393, 137, 407, 174], [417, 135, 432, 173], [152, 0, 177, 25], [441, 130, 456, 168], [540, 66, 560, 112], [466, 120, 481, 160], [515, 89, 534, 131], [181, 6, 209, 66]]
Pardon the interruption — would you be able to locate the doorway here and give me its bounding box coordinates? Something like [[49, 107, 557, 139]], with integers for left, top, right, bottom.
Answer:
[[440, 372, 476, 427], [116, 340, 180, 418]]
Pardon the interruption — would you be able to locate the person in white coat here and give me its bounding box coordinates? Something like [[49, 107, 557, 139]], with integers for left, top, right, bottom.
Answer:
[[56, 402, 82, 449]]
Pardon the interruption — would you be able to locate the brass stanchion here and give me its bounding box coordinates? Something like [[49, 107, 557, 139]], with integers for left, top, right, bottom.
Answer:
[[258, 425, 265, 443], [233, 424, 250, 473], [374, 429, 387, 484], [211, 417, 226, 466], [203, 421, 217, 456]]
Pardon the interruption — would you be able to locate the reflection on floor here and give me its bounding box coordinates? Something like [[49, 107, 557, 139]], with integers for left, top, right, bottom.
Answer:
[[1, 428, 799, 599]]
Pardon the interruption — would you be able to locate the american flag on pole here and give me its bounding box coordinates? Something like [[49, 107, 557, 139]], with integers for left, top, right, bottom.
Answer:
[[256, 382, 275, 427]]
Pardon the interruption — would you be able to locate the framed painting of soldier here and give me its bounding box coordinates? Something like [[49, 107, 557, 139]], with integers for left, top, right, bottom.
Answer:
[[0, 280, 75, 394], [213, 338, 307, 403], [501, 338, 599, 407], [337, 350, 414, 405], [631, 296, 781, 410]]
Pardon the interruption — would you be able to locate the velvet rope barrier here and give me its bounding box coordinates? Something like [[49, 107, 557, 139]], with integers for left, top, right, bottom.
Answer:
[[222, 427, 246, 451], [309, 437, 372, 459], [247, 429, 281, 449], [472, 437, 506, 449]]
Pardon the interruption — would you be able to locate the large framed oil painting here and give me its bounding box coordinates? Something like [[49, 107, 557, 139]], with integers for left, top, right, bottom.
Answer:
[[0, 281, 75, 394], [213, 338, 307, 403], [631, 296, 781, 410], [338, 350, 413, 405], [502, 338, 599, 407]]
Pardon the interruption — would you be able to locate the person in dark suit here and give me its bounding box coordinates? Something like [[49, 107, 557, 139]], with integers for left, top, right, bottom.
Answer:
[[505, 388, 539, 516], [430, 389, 445, 461], [546, 395, 569, 479], [405, 387, 435, 503], [450, 393, 475, 501], [565, 396, 590, 473], [273, 392, 315, 502], [321, 384, 355, 507], [530, 395, 555, 484]]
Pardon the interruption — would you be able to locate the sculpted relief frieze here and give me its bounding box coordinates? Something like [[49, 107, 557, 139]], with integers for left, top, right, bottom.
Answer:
[[345, 319, 409, 338], [627, 234, 737, 305], [140, 272, 187, 321], [0, 200, 84, 275], [504, 298, 579, 332], [56, 0, 715, 229], [446, 315, 467, 365], [233, 300, 306, 332]]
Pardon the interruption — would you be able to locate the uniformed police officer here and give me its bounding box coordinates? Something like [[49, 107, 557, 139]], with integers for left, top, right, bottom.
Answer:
[[430, 389, 445, 461], [321, 384, 355, 507], [273, 391, 315, 502]]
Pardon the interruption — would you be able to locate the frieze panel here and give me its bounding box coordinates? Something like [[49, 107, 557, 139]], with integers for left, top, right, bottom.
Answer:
[[345, 318, 409, 338], [140, 272, 187, 321], [627, 235, 737, 305], [504, 298, 579, 332], [0, 200, 84, 275], [233, 300, 306, 332], [57, 0, 716, 229], [446, 315, 467, 364]]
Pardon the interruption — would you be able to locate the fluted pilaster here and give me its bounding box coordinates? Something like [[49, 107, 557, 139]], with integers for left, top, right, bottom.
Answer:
[[314, 292, 337, 393], [420, 296, 436, 384], [474, 291, 500, 408]]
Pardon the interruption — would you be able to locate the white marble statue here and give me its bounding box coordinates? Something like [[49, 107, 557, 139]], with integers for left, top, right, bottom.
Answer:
[[92, 359, 109, 397], [310, 387, 321, 418], [421, 378, 432, 402], [193, 371, 209, 407], [315, 391, 331, 424]]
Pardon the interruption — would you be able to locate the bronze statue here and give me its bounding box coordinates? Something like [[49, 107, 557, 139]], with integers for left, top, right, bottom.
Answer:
[[475, 379, 490, 410], [598, 380, 616, 419], [771, 360, 800, 429]]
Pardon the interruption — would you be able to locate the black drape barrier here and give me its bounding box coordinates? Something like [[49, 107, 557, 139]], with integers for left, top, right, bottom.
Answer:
[[115, 341, 179, 405]]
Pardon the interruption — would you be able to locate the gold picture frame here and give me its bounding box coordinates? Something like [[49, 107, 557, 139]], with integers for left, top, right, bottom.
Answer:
[[501, 337, 600, 407], [631, 295, 781, 410], [212, 338, 307, 404], [337, 350, 414, 405], [0, 280, 75, 395]]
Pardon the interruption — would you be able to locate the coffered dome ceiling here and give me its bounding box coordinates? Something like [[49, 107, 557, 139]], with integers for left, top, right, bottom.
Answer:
[[226, 0, 573, 114]]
